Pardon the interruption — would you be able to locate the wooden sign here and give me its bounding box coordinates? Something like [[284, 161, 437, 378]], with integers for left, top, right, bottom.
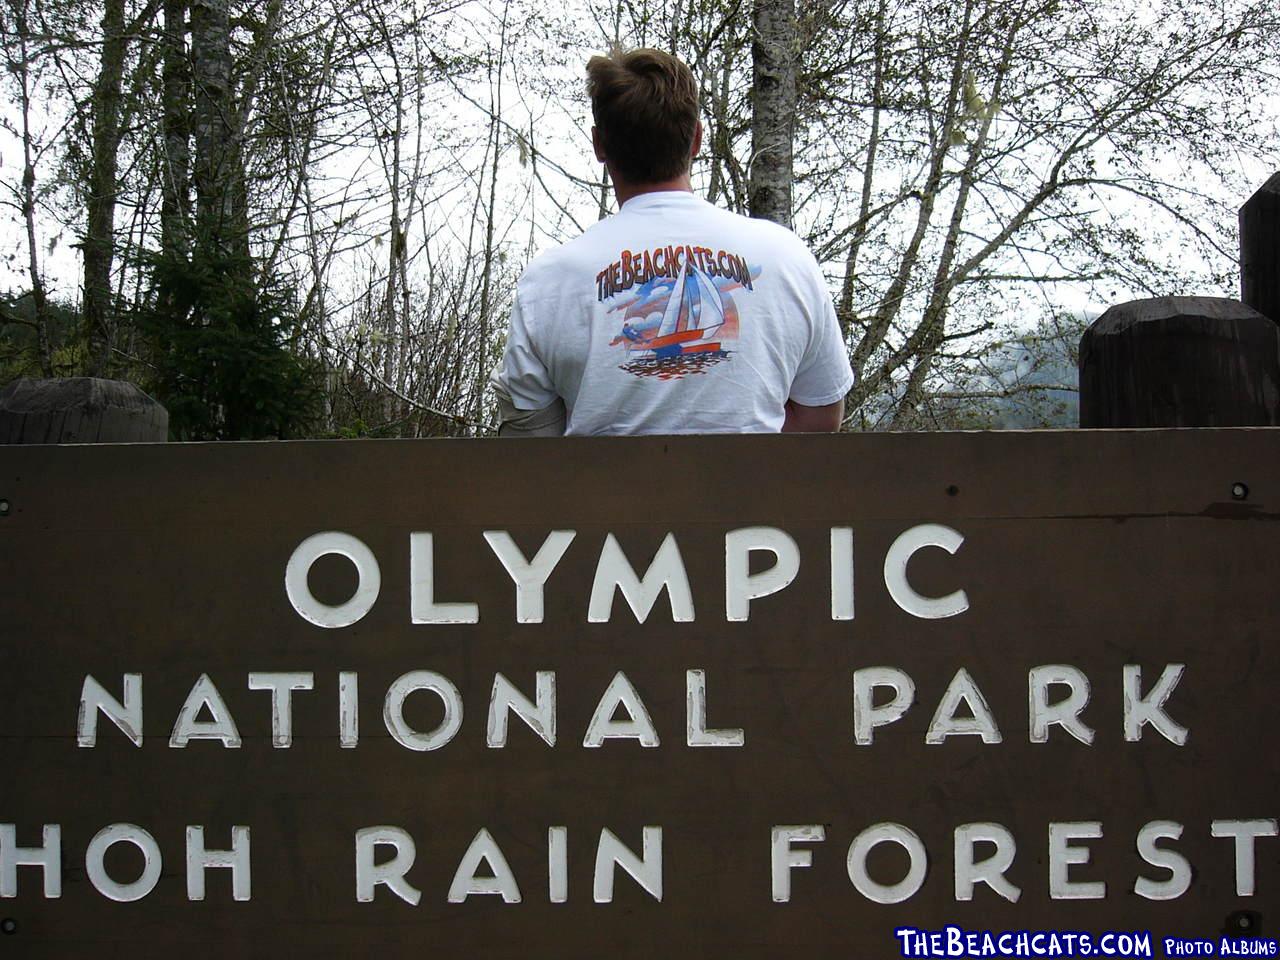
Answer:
[[1, 432, 1277, 957]]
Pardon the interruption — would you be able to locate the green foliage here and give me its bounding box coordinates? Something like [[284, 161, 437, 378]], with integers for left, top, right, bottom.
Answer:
[[134, 252, 321, 440], [0, 294, 81, 381]]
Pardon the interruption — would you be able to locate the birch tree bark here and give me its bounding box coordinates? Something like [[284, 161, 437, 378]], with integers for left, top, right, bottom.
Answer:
[[161, 0, 191, 260], [748, 0, 795, 226], [190, 0, 246, 260]]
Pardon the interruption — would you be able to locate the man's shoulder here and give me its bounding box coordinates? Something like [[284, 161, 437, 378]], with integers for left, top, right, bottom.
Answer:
[[669, 198, 815, 253], [698, 204, 823, 275]]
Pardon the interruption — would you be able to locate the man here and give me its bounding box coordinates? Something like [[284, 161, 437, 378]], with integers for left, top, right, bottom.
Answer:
[[492, 47, 853, 436]]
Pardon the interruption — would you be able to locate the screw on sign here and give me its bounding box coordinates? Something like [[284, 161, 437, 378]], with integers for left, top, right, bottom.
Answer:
[[1221, 911, 1263, 936]]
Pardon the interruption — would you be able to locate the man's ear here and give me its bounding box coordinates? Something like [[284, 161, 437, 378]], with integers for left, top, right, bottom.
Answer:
[[592, 126, 607, 164], [691, 120, 703, 160]]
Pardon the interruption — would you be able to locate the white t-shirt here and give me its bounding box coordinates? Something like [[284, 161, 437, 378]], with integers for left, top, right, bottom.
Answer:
[[494, 190, 854, 435]]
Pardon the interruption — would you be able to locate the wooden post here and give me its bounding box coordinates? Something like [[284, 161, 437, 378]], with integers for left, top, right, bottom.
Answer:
[[1078, 296, 1280, 428], [0, 377, 168, 443], [1241, 171, 1280, 323]]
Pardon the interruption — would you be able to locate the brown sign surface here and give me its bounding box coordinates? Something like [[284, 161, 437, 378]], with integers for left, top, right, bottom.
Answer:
[[1, 431, 1278, 958]]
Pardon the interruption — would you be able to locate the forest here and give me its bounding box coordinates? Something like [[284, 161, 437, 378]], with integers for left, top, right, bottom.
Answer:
[[1, 0, 1276, 438]]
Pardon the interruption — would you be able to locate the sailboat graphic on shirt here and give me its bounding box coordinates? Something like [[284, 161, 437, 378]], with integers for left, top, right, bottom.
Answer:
[[611, 258, 733, 379]]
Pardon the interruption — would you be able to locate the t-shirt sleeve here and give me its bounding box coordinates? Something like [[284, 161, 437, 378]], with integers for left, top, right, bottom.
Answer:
[[494, 286, 561, 411], [789, 259, 856, 406]]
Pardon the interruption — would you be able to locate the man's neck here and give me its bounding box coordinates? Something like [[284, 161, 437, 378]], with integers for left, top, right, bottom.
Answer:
[[612, 173, 694, 209]]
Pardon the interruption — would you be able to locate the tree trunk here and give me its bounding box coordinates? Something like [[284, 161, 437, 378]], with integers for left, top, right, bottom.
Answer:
[[845, 0, 975, 414], [12, 0, 53, 376], [161, 0, 191, 260], [473, 6, 508, 430], [749, 0, 796, 227], [836, 0, 887, 339], [190, 0, 245, 260], [894, 21, 1015, 425], [381, 49, 405, 428], [82, 0, 127, 376]]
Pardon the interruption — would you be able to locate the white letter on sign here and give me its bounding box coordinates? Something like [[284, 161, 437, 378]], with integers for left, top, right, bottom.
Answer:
[[488, 672, 556, 747], [339, 671, 359, 748], [594, 827, 662, 902], [847, 823, 927, 904], [78, 674, 143, 747], [410, 532, 479, 624], [186, 825, 251, 901], [0, 824, 61, 898], [86, 824, 162, 902], [883, 524, 969, 619], [588, 533, 694, 623], [248, 672, 313, 748], [1211, 819, 1278, 896], [548, 827, 568, 903], [954, 822, 1020, 903], [1134, 820, 1190, 901], [355, 827, 421, 905], [686, 669, 744, 747], [583, 671, 660, 748], [484, 530, 575, 623], [448, 829, 521, 903], [831, 527, 855, 621], [771, 825, 825, 902], [725, 527, 800, 621], [853, 667, 915, 745], [1048, 822, 1105, 900], [285, 532, 380, 628], [384, 671, 463, 751], [1123, 664, 1188, 745], [927, 668, 1001, 744], [1029, 665, 1094, 745], [170, 674, 241, 748]]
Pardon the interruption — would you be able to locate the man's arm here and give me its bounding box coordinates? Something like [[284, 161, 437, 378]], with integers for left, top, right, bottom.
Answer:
[[785, 247, 855, 432], [492, 371, 567, 437], [491, 284, 566, 436], [782, 397, 844, 433]]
